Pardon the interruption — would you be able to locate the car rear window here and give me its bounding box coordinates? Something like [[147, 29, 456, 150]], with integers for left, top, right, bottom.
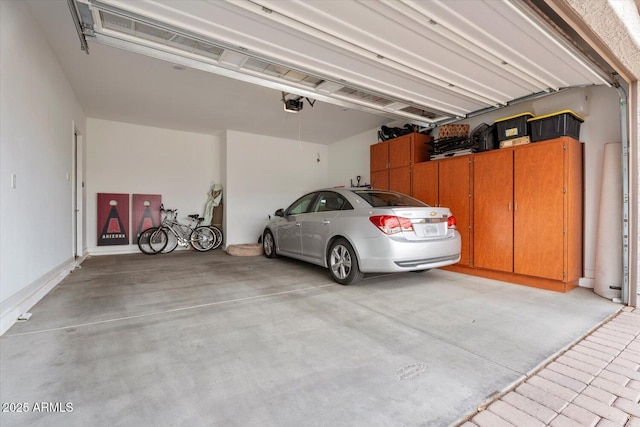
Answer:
[[354, 191, 428, 207]]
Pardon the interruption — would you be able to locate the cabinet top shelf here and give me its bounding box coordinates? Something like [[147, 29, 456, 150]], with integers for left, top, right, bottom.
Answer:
[[374, 132, 431, 144], [412, 136, 581, 165]]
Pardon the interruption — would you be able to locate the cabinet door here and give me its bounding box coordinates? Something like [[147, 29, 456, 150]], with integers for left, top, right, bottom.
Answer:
[[371, 169, 389, 190], [370, 142, 389, 172], [412, 161, 439, 206], [514, 141, 564, 280], [389, 166, 411, 195], [412, 134, 432, 164], [389, 135, 412, 168], [473, 150, 514, 272], [439, 157, 471, 266]]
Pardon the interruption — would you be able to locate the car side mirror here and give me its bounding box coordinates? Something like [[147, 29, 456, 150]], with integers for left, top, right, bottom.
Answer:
[[275, 208, 285, 217]]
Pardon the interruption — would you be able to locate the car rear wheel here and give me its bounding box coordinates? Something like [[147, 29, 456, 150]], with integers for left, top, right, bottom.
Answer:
[[328, 238, 363, 285], [262, 230, 278, 258]]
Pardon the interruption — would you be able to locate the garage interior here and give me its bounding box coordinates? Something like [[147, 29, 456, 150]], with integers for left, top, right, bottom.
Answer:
[[1, 0, 639, 426]]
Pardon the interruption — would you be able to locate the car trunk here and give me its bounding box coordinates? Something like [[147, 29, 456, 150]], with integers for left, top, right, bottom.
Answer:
[[389, 207, 452, 241]]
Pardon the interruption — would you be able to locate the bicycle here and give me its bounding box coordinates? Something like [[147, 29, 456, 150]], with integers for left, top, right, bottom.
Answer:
[[138, 206, 223, 255]]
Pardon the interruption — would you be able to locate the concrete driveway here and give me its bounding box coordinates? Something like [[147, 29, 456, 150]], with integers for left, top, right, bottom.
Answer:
[[0, 251, 621, 426]]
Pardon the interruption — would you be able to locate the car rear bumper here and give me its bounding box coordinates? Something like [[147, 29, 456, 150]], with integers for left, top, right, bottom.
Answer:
[[393, 253, 461, 268], [354, 231, 461, 273]]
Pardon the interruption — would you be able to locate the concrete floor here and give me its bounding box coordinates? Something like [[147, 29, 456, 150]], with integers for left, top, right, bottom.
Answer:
[[0, 251, 621, 426]]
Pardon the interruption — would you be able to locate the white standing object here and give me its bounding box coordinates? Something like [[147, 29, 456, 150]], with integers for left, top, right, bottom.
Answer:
[[594, 142, 622, 300]]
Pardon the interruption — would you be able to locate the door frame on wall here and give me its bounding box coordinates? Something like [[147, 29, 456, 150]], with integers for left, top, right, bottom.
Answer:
[[72, 123, 84, 260]]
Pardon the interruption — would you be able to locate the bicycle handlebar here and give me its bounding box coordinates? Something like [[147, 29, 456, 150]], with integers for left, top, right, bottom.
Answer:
[[160, 207, 203, 225], [160, 204, 176, 213]]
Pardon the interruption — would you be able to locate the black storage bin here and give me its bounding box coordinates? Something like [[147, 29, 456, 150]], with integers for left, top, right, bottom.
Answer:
[[494, 112, 534, 141], [528, 110, 584, 142]]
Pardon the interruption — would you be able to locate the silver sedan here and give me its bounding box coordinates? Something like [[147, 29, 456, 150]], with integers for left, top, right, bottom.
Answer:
[[262, 188, 461, 284]]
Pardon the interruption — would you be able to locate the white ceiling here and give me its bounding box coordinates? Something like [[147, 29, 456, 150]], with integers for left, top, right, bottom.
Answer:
[[26, 0, 611, 144]]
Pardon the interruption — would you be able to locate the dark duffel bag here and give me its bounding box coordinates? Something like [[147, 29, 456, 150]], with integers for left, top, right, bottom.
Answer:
[[473, 123, 499, 152]]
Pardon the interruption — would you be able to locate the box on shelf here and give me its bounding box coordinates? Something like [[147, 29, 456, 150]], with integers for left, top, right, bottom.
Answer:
[[500, 136, 530, 148], [528, 110, 583, 142], [438, 124, 469, 138], [494, 112, 534, 141]]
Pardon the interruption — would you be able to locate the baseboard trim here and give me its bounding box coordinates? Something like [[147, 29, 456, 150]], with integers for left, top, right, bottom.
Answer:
[[440, 264, 578, 293], [0, 257, 83, 335], [89, 245, 140, 256], [579, 277, 595, 288], [88, 245, 189, 256]]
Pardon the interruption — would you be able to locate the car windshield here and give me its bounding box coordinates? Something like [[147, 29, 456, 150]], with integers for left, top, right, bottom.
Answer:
[[354, 190, 428, 207]]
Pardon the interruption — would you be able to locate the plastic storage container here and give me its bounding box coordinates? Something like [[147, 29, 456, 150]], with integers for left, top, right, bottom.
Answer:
[[494, 112, 534, 141], [527, 110, 583, 142]]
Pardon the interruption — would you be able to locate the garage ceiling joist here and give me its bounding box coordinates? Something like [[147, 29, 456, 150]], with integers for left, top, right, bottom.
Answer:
[[69, 0, 613, 126]]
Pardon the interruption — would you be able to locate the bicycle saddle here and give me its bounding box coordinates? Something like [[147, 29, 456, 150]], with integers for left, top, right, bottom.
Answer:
[[188, 214, 200, 219]]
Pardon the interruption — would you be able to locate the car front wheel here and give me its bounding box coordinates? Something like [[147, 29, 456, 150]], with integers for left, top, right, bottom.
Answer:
[[328, 238, 363, 285], [263, 230, 278, 258]]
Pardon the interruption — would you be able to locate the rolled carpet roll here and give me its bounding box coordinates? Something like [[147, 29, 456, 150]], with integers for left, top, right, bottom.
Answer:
[[594, 142, 622, 300]]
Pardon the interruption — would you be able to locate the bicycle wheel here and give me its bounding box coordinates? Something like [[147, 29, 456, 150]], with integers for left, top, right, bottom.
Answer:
[[190, 226, 216, 252], [209, 226, 223, 250], [138, 227, 166, 255], [149, 227, 168, 253], [161, 227, 179, 253]]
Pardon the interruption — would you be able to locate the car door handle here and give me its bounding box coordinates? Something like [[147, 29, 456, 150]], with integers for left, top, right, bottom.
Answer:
[[296, 222, 301, 226], [322, 220, 330, 225]]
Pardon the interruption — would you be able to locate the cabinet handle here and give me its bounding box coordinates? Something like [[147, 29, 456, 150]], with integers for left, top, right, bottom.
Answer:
[[508, 202, 512, 211]]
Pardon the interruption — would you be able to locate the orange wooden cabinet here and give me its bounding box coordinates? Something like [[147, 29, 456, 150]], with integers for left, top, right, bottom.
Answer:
[[514, 138, 583, 283], [389, 167, 412, 194], [411, 156, 472, 267], [369, 133, 431, 191], [466, 137, 583, 292], [370, 142, 389, 173], [439, 157, 473, 267], [473, 149, 514, 272], [374, 135, 583, 292], [411, 161, 438, 206]]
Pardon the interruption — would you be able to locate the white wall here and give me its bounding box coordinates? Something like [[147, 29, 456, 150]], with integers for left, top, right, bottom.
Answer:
[[225, 130, 328, 245], [328, 86, 622, 287], [86, 119, 221, 254], [85, 126, 327, 251], [0, 1, 86, 334], [327, 128, 379, 188]]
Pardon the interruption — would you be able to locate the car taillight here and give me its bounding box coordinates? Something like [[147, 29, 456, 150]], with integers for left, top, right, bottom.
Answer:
[[448, 215, 457, 229], [369, 215, 413, 234]]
